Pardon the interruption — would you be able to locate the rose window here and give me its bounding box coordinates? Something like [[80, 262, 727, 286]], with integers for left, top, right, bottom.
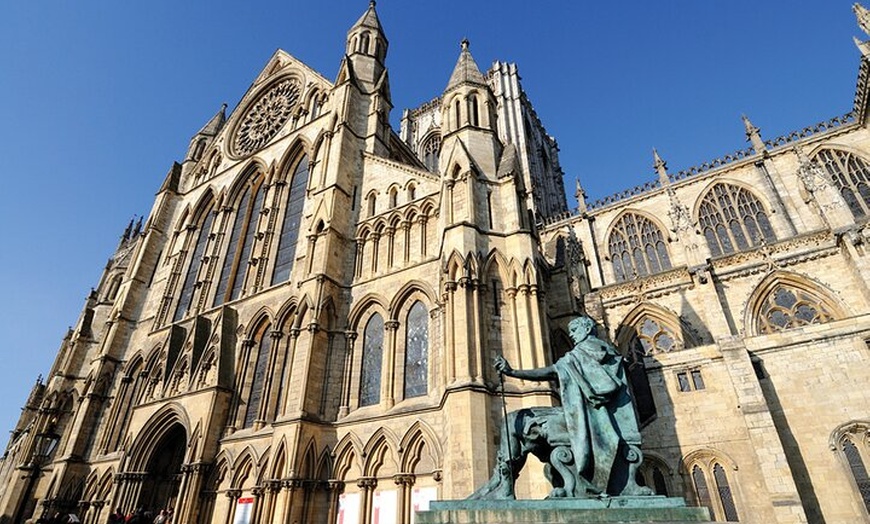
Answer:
[[233, 79, 301, 156]]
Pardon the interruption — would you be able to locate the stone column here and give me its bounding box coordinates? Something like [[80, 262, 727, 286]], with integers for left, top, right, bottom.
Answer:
[[506, 287, 523, 369], [339, 331, 357, 416], [357, 478, 377, 524], [386, 226, 396, 268], [325, 481, 344, 524], [384, 320, 399, 408], [224, 489, 241, 524], [443, 282, 457, 384], [280, 329, 301, 416], [470, 279, 483, 382], [282, 479, 303, 524], [458, 277, 474, 381], [261, 330, 285, 423], [393, 474, 415, 524], [250, 486, 264, 524], [402, 221, 411, 264]]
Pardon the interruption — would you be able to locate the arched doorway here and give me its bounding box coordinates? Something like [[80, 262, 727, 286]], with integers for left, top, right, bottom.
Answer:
[[138, 423, 186, 512]]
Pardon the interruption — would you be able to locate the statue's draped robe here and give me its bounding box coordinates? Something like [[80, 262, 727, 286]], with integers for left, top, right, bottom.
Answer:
[[553, 337, 642, 493]]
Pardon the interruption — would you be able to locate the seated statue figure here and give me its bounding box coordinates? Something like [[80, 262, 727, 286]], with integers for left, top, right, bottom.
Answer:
[[470, 315, 653, 499]]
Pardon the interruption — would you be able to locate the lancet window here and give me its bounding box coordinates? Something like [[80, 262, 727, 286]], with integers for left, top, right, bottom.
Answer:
[[272, 155, 310, 285], [756, 284, 837, 334], [215, 177, 265, 305], [688, 459, 739, 522], [404, 301, 429, 399], [833, 424, 870, 513], [637, 462, 670, 496], [814, 148, 870, 218], [359, 313, 384, 407], [243, 322, 272, 428], [635, 317, 682, 354], [174, 206, 215, 322], [698, 183, 775, 257], [608, 212, 671, 282], [625, 339, 656, 427]]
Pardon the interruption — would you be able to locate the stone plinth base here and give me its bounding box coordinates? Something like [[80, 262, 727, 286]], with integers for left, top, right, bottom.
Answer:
[[415, 497, 711, 524]]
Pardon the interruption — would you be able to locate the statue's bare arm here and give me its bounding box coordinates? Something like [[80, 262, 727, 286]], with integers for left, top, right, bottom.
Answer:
[[494, 355, 557, 381]]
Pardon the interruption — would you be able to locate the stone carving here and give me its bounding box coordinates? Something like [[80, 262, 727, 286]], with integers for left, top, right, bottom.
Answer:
[[470, 315, 653, 499], [234, 78, 301, 155]]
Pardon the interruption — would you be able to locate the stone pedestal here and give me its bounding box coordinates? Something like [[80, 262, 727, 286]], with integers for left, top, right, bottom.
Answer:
[[415, 497, 711, 524]]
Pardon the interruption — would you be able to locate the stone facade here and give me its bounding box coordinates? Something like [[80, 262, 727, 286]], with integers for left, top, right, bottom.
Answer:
[[2, 3, 870, 524]]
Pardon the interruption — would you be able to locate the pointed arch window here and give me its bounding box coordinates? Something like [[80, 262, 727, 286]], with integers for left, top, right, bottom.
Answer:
[[243, 323, 272, 428], [688, 458, 740, 521], [840, 436, 870, 512], [422, 133, 441, 173], [272, 155, 310, 285], [756, 283, 838, 334], [625, 338, 656, 427], [359, 313, 384, 407], [698, 183, 775, 257], [215, 178, 265, 305], [404, 301, 429, 399], [608, 213, 671, 282], [813, 148, 870, 218], [637, 461, 671, 497], [468, 94, 479, 126], [174, 206, 215, 322]]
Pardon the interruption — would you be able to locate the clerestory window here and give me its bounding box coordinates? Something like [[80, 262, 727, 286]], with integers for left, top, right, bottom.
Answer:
[[698, 183, 775, 257], [813, 148, 870, 219], [608, 213, 671, 282]]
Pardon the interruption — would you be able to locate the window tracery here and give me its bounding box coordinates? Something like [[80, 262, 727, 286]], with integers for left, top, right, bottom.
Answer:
[[635, 317, 682, 354], [422, 134, 441, 173], [359, 314, 384, 407], [243, 323, 272, 428], [404, 301, 429, 399], [272, 156, 310, 285], [813, 148, 870, 218], [698, 183, 775, 257], [608, 213, 671, 282], [215, 178, 265, 305], [174, 207, 215, 322], [756, 284, 836, 334]]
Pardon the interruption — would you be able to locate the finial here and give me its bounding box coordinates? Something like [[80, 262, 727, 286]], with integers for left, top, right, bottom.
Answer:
[[220, 103, 228, 112], [653, 148, 669, 184], [855, 3, 870, 37], [575, 178, 587, 214], [369, 0, 376, 7], [461, 38, 470, 51], [741, 114, 766, 152]]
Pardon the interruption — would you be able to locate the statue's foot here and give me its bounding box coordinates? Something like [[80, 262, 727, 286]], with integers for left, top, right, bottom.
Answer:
[[546, 487, 568, 499], [467, 463, 516, 500]]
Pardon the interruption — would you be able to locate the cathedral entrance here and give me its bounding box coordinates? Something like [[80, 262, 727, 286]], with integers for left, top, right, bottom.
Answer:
[[138, 423, 186, 512]]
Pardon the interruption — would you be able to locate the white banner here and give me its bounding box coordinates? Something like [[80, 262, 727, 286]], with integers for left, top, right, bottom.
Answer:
[[372, 489, 397, 524], [232, 497, 254, 524], [337, 492, 361, 524], [410, 487, 438, 524]]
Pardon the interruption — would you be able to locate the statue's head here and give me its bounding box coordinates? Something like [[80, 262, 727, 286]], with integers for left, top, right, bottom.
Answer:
[[568, 315, 594, 340]]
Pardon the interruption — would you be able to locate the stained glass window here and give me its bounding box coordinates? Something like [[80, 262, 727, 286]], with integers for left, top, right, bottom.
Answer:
[[635, 317, 681, 354], [698, 183, 775, 257], [814, 148, 870, 218], [359, 314, 384, 407], [422, 134, 441, 173], [174, 207, 215, 322], [608, 213, 671, 282], [714, 463, 739, 521], [626, 339, 656, 426], [272, 156, 310, 285], [244, 325, 272, 428], [843, 440, 870, 512], [404, 301, 429, 398], [756, 284, 836, 334], [215, 179, 265, 305], [692, 465, 715, 519]]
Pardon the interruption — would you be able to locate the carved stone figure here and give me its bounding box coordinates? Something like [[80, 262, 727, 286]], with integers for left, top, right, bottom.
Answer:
[[470, 315, 653, 499]]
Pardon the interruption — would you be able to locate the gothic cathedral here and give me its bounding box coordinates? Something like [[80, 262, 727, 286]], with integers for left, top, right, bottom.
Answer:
[[3, 3, 870, 523]]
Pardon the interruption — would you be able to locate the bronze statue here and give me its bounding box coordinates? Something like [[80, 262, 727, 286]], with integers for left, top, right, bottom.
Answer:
[[470, 315, 653, 499]]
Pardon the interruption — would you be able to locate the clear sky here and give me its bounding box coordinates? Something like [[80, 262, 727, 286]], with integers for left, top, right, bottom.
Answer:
[[0, 1, 861, 440]]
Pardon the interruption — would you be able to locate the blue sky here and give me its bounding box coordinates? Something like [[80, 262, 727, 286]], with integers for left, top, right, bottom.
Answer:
[[0, 1, 861, 439]]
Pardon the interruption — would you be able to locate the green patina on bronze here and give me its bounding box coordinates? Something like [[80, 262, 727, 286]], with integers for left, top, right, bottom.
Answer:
[[470, 315, 654, 500]]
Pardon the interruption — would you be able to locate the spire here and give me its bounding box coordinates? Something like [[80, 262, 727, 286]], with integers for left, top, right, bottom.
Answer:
[[653, 148, 669, 185], [351, 1, 385, 36], [446, 39, 487, 92], [855, 3, 870, 37], [742, 114, 766, 153], [196, 103, 227, 137]]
